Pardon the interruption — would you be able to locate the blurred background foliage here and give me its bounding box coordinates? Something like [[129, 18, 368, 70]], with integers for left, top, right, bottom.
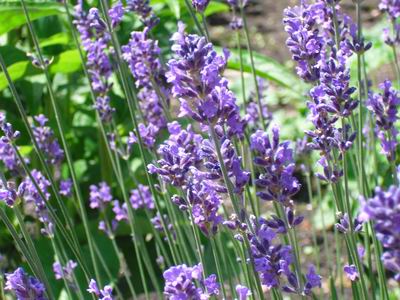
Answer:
[[0, 0, 398, 298]]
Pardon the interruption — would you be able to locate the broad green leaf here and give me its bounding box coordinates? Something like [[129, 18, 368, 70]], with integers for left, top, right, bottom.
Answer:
[[0, 49, 81, 90], [49, 49, 81, 74], [39, 32, 70, 48], [0, 45, 26, 65], [0, 1, 64, 35]]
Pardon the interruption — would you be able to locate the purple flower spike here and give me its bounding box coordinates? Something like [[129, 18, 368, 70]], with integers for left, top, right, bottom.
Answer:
[[59, 179, 73, 197], [5, 267, 47, 300], [108, 1, 124, 28], [130, 184, 154, 210], [362, 181, 400, 281], [344, 264, 359, 281], [22, 170, 54, 236], [163, 263, 219, 299], [53, 260, 78, 289], [283, 2, 325, 82], [87, 279, 114, 300], [251, 126, 300, 206], [379, 0, 400, 20], [90, 182, 113, 210], [246, 216, 299, 292], [148, 122, 203, 188], [303, 265, 322, 296], [73, 3, 115, 123], [32, 114, 64, 167], [367, 80, 399, 161], [122, 28, 162, 89], [0, 181, 25, 207], [167, 22, 244, 137], [0, 137, 20, 172]]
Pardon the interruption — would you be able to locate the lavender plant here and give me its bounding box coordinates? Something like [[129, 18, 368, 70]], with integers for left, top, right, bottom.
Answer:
[[0, 0, 400, 299]]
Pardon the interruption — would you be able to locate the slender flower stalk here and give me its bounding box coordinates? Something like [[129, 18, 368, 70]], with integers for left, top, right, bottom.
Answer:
[[20, 0, 103, 285]]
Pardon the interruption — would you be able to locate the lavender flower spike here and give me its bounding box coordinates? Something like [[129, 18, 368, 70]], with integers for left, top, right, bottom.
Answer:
[[5, 267, 47, 300], [251, 125, 300, 206], [361, 176, 400, 281], [236, 284, 252, 300], [87, 279, 114, 300], [367, 80, 400, 161], [163, 263, 219, 299], [167, 22, 244, 137]]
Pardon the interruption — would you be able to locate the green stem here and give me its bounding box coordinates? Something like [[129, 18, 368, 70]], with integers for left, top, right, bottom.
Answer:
[[210, 237, 227, 299], [21, 0, 102, 284], [240, 5, 266, 130]]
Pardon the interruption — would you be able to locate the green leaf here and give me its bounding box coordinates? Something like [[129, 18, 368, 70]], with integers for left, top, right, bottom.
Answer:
[[165, 0, 180, 19], [39, 32, 70, 48], [0, 45, 27, 65], [49, 49, 81, 74], [0, 49, 81, 90], [0, 1, 64, 35]]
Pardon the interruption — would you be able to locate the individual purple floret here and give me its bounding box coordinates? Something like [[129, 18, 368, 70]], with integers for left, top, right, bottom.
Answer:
[[361, 180, 400, 281], [32, 115, 64, 167], [130, 184, 154, 210], [87, 279, 114, 300], [59, 179, 73, 197], [74, 2, 115, 123], [167, 22, 244, 137], [108, 1, 124, 28], [22, 170, 54, 236], [367, 80, 400, 161], [344, 264, 359, 281], [89, 182, 113, 210], [5, 267, 47, 300], [163, 263, 219, 299], [236, 284, 252, 300], [192, 0, 210, 12], [283, 1, 325, 82], [250, 126, 300, 206]]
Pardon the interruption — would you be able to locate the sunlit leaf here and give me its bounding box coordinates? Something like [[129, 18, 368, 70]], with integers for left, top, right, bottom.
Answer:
[[0, 1, 64, 35]]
